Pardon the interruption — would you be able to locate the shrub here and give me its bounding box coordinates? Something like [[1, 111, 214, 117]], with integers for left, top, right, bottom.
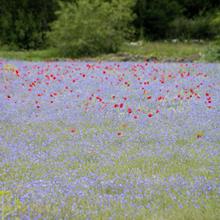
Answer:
[[133, 0, 182, 40], [210, 11, 220, 41], [168, 16, 216, 40], [0, 0, 57, 49], [48, 0, 135, 57]]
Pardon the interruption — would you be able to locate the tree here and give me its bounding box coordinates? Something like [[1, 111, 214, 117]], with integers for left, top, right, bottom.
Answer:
[[48, 0, 135, 57], [0, 0, 58, 49], [134, 0, 182, 40], [176, 0, 220, 18]]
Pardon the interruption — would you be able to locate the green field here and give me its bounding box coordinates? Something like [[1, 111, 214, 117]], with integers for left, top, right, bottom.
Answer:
[[0, 41, 218, 62]]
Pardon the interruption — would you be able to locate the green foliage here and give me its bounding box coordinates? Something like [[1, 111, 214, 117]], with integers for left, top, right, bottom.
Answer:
[[203, 11, 220, 62], [168, 16, 215, 40], [0, 0, 219, 51], [176, 0, 220, 18], [0, 0, 57, 49], [133, 0, 220, 40], [210, 11, 220, 40], [134, 0, 182, 39], [48, 0, 135, 57], [204, 44, 220, 62]]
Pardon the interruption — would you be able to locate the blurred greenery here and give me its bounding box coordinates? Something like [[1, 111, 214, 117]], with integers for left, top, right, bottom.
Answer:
[[48, 0, 135, 57], [0, 0, 219, 60], [0, 0, 58, 49], [168, 16, 216, 40]]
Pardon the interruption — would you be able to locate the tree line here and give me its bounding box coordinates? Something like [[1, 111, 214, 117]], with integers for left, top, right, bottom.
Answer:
[[0, 0, 219, 55]]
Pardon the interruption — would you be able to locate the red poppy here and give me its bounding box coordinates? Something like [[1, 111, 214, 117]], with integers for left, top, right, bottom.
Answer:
[[15, 70, 20, 77], [148, 113, 153, 118], [128, 108, 132, 114], [157, 96, 164, 101]]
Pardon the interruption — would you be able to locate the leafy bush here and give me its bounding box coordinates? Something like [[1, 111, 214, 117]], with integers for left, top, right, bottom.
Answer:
[[168, 16, 216, 40], [134, 0, 182, 40], [210, 11, 220, 41], [203, 11, 220, 61], [48, 0, 135, 57], [0, 0, 57, 49], [204, 44, 220, 62]]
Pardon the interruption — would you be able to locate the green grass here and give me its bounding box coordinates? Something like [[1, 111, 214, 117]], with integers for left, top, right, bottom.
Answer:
[[0, 41, 217, 62], [0, 48, 60, 61], [118, 41, 208, 61]]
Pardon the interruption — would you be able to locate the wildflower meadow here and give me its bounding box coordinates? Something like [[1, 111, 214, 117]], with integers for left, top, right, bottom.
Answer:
[[0, 60, 219, 219]]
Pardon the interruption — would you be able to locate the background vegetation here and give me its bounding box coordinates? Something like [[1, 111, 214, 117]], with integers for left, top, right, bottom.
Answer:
[[0, 0, 219, 60]]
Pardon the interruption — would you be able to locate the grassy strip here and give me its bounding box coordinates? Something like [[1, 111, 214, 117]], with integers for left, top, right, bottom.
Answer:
[[0, 41, 218, 62], [119, 41, 208, 61], [0, 48, 60, 61]]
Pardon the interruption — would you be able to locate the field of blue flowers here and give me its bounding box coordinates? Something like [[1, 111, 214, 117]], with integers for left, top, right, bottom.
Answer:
[[0, 60, 219, 219]]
